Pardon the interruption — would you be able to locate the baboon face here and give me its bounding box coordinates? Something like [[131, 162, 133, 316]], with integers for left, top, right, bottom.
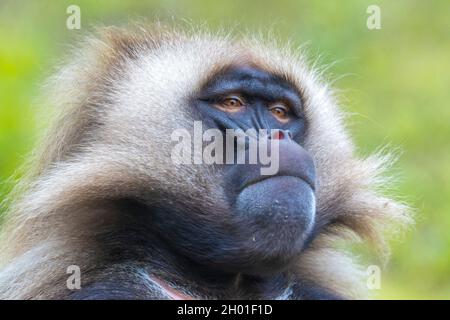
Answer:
[[193, 66, 317, 275], [97, 40, 325, 276]]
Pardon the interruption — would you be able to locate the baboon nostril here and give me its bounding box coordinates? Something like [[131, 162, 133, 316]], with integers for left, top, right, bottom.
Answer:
[[271, 130, 291, 140], [272, 130, 285, 140]]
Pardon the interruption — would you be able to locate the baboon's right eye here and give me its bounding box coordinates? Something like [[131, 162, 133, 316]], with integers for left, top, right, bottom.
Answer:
[[215, 95, 245, 112]]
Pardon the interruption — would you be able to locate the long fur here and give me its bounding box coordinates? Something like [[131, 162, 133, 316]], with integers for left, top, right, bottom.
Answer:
[[0, 23, 411, 299]]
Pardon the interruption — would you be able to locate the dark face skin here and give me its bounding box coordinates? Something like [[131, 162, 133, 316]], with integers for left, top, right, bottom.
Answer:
[[152, 66, 317, 277]]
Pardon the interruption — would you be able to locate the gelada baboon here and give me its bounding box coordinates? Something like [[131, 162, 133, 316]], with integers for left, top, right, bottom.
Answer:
[[0, 24, 410, 299]]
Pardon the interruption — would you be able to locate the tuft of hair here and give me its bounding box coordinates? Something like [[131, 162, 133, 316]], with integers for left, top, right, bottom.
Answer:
[[0, 22, 412, 299]]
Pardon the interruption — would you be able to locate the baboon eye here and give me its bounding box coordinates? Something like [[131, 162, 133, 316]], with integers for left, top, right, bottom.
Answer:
[[269, 103, 291, 122], [216, 95, 245, 112]]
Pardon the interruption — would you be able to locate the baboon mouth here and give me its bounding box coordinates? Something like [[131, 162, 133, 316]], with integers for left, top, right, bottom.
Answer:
[[241, 174, 315, 192]]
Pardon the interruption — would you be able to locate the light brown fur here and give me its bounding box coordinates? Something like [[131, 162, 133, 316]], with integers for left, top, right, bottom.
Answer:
[[0, 23, 411, 299]]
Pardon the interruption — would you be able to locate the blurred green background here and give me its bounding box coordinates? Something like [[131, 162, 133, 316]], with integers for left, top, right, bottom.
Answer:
[[0, 0, 449, 299]]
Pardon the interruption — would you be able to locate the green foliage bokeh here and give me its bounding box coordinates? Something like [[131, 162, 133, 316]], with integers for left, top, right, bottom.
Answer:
[[0, 0, 449, 299]]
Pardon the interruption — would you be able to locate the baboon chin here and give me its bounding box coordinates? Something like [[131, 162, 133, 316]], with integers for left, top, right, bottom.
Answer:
[[0, 24, 410, 300]]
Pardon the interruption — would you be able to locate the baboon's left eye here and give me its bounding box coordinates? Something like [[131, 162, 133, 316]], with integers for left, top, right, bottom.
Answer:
[[269, 103, 291, 122]]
